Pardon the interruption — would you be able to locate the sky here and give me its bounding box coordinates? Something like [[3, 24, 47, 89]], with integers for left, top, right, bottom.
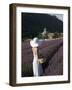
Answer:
[[50, 14, 63, 21]]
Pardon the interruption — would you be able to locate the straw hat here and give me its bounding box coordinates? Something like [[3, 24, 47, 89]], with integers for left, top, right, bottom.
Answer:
[[30, 37, 39, 47]]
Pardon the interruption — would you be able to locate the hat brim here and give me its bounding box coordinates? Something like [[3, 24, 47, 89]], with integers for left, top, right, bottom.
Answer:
[[30, 40, 39, 47]]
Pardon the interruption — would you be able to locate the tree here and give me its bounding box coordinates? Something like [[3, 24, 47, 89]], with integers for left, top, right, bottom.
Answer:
[[53, 32, 59, 38]]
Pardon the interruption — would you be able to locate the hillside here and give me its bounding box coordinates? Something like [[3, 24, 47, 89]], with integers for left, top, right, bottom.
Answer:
[[22, 39, 63, 77]]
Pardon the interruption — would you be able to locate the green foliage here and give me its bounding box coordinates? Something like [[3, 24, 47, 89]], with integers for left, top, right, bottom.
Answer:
[[53, 32, 59, 38], [59, 33, 63, 38], [37, 33, 48, 39], [37, 33, 43, 39], [43, 34, 48, 39]]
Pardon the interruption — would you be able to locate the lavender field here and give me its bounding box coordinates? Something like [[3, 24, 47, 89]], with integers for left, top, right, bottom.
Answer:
[[21, 38, 63, 77]]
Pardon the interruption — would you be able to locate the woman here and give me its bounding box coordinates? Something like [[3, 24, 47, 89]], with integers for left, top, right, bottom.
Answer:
[[30, 37, 43, 76]]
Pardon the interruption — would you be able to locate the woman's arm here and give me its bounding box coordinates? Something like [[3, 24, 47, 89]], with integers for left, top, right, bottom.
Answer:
[[32, 47, 38, 57]]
